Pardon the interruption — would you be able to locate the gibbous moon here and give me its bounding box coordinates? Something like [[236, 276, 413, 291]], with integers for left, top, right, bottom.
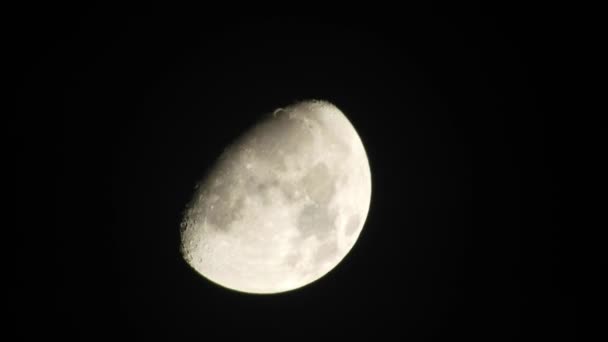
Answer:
[[180, 100, 371, 294]]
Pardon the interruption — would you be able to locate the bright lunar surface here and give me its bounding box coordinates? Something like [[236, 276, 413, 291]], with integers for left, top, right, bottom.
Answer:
[[180, 100, 372, 294]]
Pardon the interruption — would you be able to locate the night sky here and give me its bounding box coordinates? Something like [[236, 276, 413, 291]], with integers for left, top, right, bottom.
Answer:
[[17, 5, 579, 340]]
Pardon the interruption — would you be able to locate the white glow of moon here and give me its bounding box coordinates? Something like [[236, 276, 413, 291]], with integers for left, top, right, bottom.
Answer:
[[180, 100, 371, 294]]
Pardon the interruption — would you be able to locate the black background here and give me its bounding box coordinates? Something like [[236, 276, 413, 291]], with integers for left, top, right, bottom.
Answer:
[[16, 4, 579, 340]]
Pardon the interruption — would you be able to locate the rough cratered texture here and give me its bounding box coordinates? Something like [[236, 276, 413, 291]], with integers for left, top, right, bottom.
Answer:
[[180, 100, 371, 294]]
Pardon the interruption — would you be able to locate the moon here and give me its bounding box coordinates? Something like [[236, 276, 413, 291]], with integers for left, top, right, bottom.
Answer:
[[180, 100, 372, 294]]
